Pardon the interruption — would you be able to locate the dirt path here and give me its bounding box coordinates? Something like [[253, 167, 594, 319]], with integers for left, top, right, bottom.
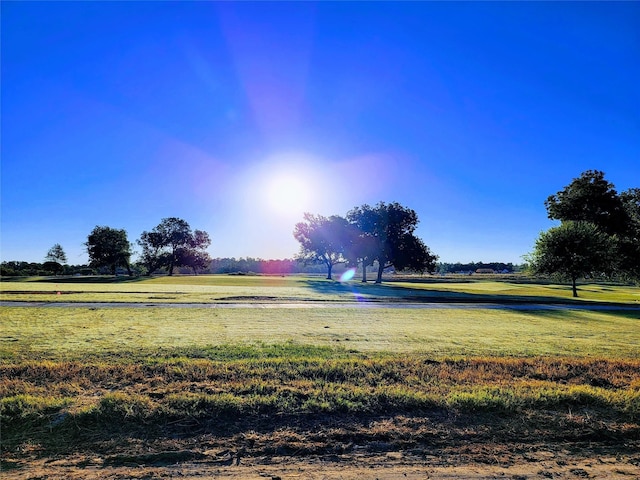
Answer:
[[5, 450, 639, 479]]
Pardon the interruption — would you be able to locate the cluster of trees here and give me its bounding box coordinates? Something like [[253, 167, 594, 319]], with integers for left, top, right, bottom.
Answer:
[[83, 217, 211, 276], [209, 257, 330, 275], [294, 201, 438, 283], [529, 170, 639, 296], [137, 218, 211, 275], [436, 262, 521, 274], [0, 261, 95, 277]]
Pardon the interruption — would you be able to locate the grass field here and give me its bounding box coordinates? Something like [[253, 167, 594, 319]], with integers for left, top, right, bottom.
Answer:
[[1, 275, 639, 478], [2, 273, 639, 304]]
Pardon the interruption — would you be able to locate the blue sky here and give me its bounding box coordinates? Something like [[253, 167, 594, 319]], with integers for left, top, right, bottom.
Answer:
[[2, 1, 639, 265]]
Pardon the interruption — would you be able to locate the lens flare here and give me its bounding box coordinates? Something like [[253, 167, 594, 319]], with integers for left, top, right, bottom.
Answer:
[[339, 268, 356, 282]]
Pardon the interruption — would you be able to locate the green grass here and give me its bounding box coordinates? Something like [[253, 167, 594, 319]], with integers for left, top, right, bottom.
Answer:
[[1, 275, 638, 459], [2, 305, 639, 361], [2, 274, 639, 304]]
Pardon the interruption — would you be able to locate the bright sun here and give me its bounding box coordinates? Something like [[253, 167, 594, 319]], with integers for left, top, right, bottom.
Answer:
[[266, 173, 310, 217]]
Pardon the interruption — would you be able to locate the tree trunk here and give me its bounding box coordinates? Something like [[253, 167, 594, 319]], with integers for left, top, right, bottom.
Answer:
[[375, 263, 384, 284], [326, 263, 333, 280], [361, 259, 367, 283], [572, 276, 578, 297]]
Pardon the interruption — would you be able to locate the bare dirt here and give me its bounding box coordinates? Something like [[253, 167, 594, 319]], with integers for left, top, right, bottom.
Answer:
[[3, 412, 639, 479]]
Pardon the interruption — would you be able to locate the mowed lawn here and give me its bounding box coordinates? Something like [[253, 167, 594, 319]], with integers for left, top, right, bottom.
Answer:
[[1, 273, 639, 360], [1, 273, 640, 304], [2, 275, 639, 473]]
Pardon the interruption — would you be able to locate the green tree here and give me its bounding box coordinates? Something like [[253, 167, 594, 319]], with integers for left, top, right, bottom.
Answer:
[[85, 226, 133, 275], [137, 230, 168, 275], [544, 170, 639, 282], [45, 244, 67, 264], [138, 218, 211, 275], [347, 202, 437, 283], [529, 221, 616, 297], [619, 188, 640, 280], [544, 170, 627, 236], [346, 204, 380, 282], [293, 213, 354, 280], [44, 244, 67, 275]]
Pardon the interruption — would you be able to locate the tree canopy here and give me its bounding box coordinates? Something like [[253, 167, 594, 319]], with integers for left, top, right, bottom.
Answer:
[[45, 243, 67, 265], [532, 170, 639, 292], [138, 217, 211, 275], [529, 221, 615, 297], [544, 170, 627, 236], [85, 226, 133, 275], [293, 213, 354, 279], [348, 202, 437, 283], [294, 201, 437, 283]]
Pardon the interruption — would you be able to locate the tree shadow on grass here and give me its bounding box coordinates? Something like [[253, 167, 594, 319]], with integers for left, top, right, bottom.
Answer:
[[302, 278, 640, 308]]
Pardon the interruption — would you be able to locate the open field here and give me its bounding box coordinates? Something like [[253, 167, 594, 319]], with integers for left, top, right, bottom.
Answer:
[[2, 273, 640, 304], [1, 275, 639, 478]]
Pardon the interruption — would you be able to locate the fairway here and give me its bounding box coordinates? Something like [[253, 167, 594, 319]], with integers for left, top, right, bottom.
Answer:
[[2, 273, 640, 304], [2, 305, 639, 360], [2, 275, 639, 479]]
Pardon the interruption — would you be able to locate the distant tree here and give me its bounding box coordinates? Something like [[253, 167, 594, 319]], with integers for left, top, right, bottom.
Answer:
[[544, 170, 627, 236], [294, 213, 354, 280], [85, 226, 133, 275], [44, 244, 67, 275], [348, 202, 438, 283], [138, 218, 211, 275], [529, 221, 616, 297], [46, 244, 67, 265], [42, 261, 64, 276]]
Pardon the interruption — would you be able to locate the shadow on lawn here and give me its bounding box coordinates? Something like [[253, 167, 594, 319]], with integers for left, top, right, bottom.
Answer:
[[302, 278, 638, 308]]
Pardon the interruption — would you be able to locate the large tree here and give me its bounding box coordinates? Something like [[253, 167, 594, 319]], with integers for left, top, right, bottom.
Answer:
[[293, 213, 354, 280], [619, 188, 640, 279], [544, 170, 627, 236], [347, 202, 437, 283], [529, 221, 616, 297], [138, 218, 211, 275], [346, 204, 380, 282], [85, 226, 133, 275], [544, 170, 639, 281]]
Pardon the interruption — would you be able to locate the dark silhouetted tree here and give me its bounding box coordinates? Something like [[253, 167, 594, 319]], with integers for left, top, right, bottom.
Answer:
[[346, 204, 380, 282], [138, 218, 211, 275], [85, 226, 133, 275], [545, 170, 627, 236], [348, 202, 438, 283], [44, 244, 67, 275], [46, 244, 67, 265], [619, 188, 640, 280], [294, 213, 354, 280], [137, 231, 168, 275]]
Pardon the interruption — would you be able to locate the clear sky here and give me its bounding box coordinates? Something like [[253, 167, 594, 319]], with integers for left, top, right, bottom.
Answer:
[[2, 1, 639, 265]]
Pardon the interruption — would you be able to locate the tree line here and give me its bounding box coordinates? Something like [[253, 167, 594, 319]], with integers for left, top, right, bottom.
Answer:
[[2, 172, 638, 293], [0, 217, 214, 277], [528, 170, 639, 296]]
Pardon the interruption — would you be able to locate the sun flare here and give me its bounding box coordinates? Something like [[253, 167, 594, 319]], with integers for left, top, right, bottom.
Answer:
[[266, 173, 310, 217]]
